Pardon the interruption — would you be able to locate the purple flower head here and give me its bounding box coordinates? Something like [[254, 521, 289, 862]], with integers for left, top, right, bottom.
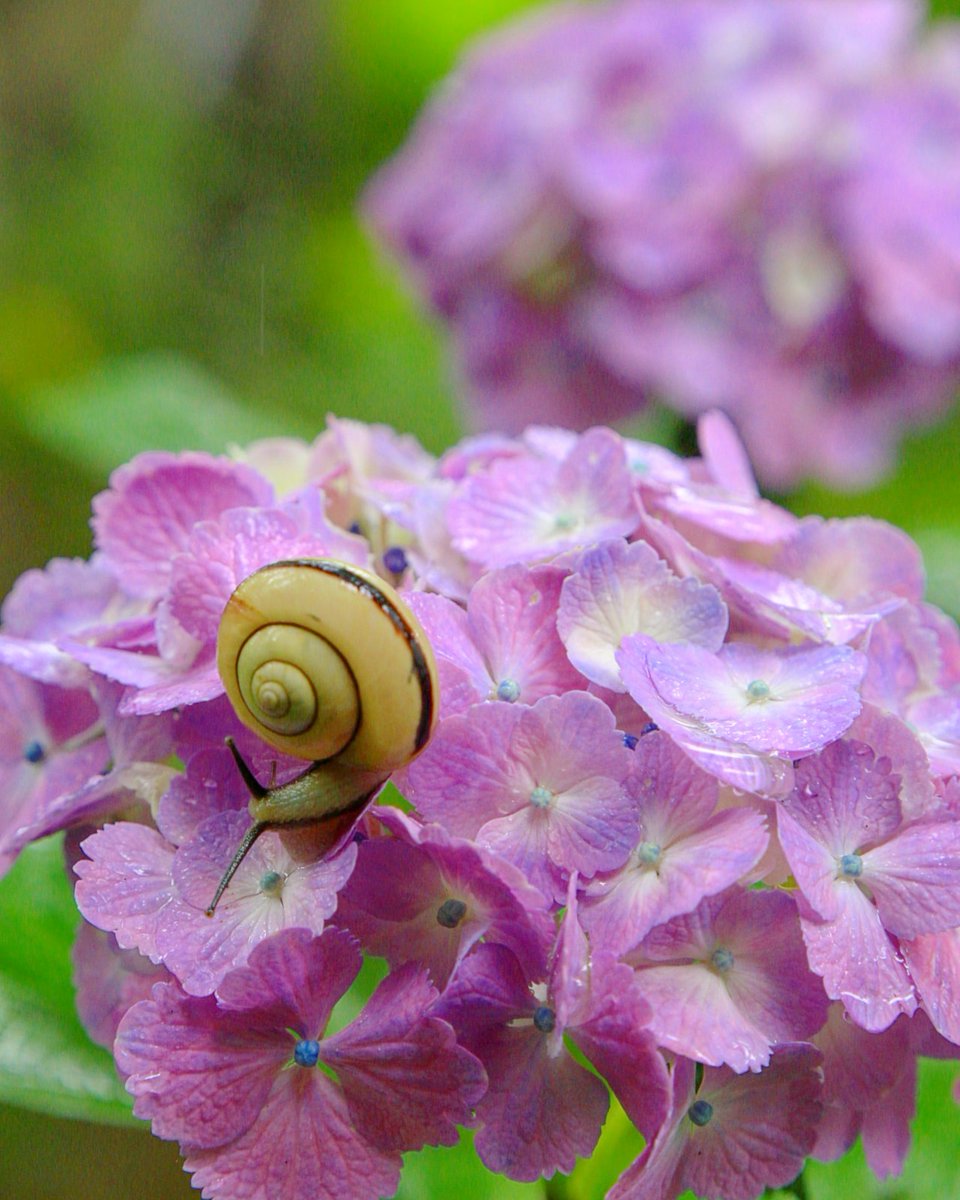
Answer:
[[335, 806, 553, 988], [617, 633, 865, 796], [402, 690, 637, 900], [75, 811, 358, 997], [115, 927, 486, 1200], [5, 413, 960, 1194], [368, 0, 960, 487], [433, 884, 669, 1182], [557, 539, 728, 692], [447, 427, 639, 569], [581, 731, 769, 954], [608, 1044, 824, 1200], [625, 885, 829, 1073], [408, 562, 583, 716]]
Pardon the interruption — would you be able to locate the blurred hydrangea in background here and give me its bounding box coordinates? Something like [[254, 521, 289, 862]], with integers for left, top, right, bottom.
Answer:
[[367, 0, 960, 489]]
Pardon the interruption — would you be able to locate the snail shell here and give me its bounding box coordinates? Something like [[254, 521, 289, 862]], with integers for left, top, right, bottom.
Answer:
[[217, 558, 437, 774], [206, 558, 437, 914]]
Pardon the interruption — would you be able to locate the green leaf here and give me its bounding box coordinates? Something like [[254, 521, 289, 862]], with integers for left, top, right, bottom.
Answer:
[[398, 1126, 546, 1200], [0, 836, 135, 1125], [9, 353, 277, 477]]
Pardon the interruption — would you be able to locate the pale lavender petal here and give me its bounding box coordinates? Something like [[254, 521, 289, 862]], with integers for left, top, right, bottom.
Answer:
[[92, 451, 274, 600], [467, 563, 584, 702], [406, 591, 491, 716], [901, 927, 960, 1044], [448, 428, 638, 569], [74, 822, 177, 960], [558, 539, 727, 690], [582, 806, 768, 955], [801, 888, 917, 1032], [626, 637, 865, 754], [863, 818, 960, 938]]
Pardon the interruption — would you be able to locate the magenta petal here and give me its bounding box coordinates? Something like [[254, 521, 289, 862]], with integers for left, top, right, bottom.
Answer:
[[115, 981, 284, 1148], [323, 962, 486, 1152], [572, 959, 669, 1139], [184, 1070, 401, 1200], [473, 1027, 609, 1182], [92, 451, 273, 600]]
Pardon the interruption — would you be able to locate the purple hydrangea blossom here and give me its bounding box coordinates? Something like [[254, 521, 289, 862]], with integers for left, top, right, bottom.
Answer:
[[335, 806, 553, 988], [402, 690, 638, 900], [367, 0, 960, 487], [608, 1045, 824, 1200], [0, 414, 959, 1196], [115, 927, 486, 1200], [624, 884, 830, 1072]]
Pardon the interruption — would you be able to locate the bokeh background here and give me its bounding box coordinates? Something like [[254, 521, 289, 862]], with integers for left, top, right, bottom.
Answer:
[[1, 2, 960, 1197]]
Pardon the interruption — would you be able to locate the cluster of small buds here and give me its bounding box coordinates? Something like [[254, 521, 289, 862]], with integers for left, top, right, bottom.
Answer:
[[1, 413, 959, 1199], [366, 0, 960, 489]]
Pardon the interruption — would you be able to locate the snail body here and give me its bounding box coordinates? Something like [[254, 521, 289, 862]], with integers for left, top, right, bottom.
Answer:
[[206, 558, 437, 914]]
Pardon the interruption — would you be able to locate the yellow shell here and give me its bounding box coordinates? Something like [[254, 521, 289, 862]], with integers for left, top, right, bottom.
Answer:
[[216, 558, 437, 770]]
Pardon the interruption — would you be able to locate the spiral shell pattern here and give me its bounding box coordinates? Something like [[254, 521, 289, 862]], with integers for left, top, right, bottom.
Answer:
[[217, 559, 437, 768]]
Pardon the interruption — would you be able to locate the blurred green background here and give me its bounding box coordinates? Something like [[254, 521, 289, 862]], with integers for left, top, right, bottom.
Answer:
[[2, 1, 960, 1196]]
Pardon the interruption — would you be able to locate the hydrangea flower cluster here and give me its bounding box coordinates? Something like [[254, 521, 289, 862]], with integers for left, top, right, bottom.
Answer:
[[2, 413, 960, 1199], [366, 0, 960, 488]]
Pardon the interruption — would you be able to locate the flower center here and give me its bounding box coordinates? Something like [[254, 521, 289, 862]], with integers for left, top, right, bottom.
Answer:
[[533, 1005, 556, 1033], [553, 512, 577, 533], [496, 678, 521, 703], [382, 546, 408, 575], [436, 898, 468, 929], [637, 841, 662, 868], [529, 785, 553, 809], [710, 946, 735, 974], [688, 1099, 714, 1127], [22, 740, 45, 764], [293, 1038, 320, 1068], [259, 870, 285, 896], [839, 853, 863, 879], [745, 678, 771, 703]]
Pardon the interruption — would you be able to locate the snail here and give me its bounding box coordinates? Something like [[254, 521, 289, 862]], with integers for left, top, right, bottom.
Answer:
[[205, 557, 438, 914]]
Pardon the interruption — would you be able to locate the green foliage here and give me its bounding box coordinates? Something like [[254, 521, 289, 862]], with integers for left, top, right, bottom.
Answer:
[[0, 837, 134, 1125]]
